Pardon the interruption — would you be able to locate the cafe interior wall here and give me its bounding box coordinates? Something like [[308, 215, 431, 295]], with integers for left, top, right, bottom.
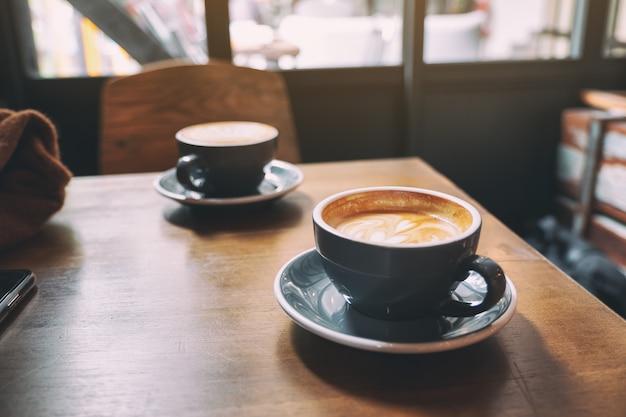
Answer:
[[1, 0, 626, 236], [285, 70, 587, 235]]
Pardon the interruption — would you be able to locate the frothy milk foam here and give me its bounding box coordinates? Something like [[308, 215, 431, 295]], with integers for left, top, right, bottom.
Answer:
[[335, 211, 462, 244], [177, 122, 277, 146]]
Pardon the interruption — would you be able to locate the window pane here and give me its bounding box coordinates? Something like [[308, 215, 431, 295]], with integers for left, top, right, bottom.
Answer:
[[116, 0, 207, 62], [605, 0, 626, 57], [229, 0, 404, 70], [424, 0, 584, 63], [26, 0, 207, 78], [28, 0, 135, 77]]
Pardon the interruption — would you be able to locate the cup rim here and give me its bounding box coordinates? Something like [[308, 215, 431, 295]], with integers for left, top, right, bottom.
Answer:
[[175, 121, 278, 147], [312, 186, 482, 248]]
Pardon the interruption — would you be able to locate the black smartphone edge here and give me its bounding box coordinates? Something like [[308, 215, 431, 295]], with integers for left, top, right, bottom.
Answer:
[[0, 270, 37, 325]]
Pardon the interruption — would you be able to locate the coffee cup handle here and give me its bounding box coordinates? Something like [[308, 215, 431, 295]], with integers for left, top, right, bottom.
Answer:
[[437, 255, 507, 317], [176, 154, 209, 192]]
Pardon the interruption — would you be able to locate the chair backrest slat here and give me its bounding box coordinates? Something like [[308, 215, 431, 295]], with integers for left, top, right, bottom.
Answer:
[[100, 62, 300, 174]]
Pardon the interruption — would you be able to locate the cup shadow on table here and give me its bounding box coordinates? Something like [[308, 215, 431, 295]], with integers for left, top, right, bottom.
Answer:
[[280, 313, 573, 413], [162, 191, 310, 235]]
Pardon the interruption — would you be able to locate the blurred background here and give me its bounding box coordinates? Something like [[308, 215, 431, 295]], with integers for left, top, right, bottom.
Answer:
[[1, 0, 625, 237]]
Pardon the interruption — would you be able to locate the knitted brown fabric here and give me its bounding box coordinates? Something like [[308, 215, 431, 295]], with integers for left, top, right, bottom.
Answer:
[[0, 109, 72, 251]]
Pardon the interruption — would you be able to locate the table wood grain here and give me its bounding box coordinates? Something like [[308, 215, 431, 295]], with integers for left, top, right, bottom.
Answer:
[[1, 158, 625, 417]]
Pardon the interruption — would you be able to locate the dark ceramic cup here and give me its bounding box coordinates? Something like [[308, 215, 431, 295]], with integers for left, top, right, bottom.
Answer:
[[175, 121, 278, 196], [312, 186, 507, 321]]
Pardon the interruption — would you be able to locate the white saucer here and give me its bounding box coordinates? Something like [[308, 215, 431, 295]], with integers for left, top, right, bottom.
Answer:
[[274, 248, 517, 354], [154, 160, 303, 206]]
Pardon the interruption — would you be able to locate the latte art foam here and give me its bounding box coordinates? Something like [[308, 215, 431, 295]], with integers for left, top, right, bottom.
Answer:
[[335, 211, 462, 244], [177, 121, 277, 146]]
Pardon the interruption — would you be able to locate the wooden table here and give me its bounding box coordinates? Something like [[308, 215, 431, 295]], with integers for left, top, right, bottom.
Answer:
[[1, 158, 625, 417]]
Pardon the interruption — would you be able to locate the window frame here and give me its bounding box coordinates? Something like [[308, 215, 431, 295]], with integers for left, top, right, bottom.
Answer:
[[2, 0, 626, 178]]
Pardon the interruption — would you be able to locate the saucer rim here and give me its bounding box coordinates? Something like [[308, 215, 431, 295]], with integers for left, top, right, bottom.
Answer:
[[153, 159, 303, 206], [274, 248, 518, 354]]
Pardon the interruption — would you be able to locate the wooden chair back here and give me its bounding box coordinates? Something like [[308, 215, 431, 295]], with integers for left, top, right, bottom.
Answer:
[[99, 62, 300, 174]]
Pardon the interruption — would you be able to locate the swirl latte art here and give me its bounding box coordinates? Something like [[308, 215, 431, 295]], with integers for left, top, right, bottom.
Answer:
[[335, 211, 462, 244]]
